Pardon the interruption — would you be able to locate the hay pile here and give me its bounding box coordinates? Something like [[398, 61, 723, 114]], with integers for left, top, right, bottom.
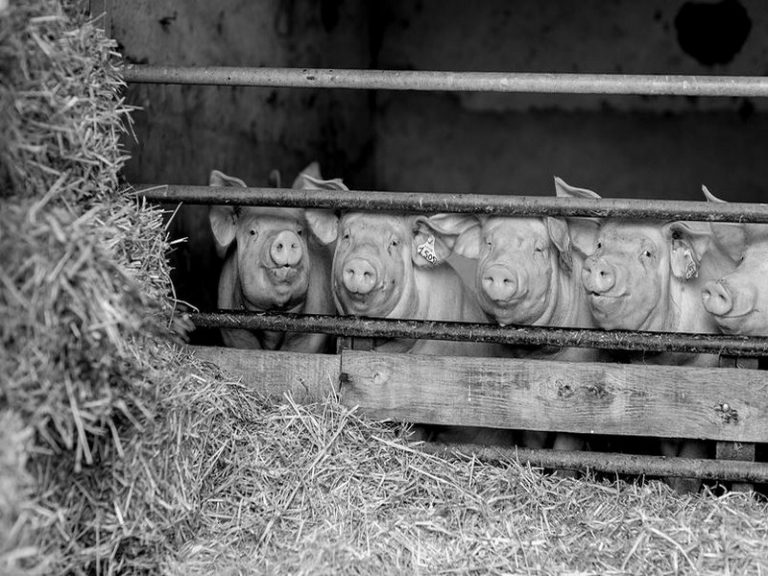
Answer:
[[3, 1, 768, 574], [0, 1, 186, 572]]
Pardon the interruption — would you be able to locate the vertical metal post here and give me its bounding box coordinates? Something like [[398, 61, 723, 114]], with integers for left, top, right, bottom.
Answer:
[[717, 356, 760, 492]]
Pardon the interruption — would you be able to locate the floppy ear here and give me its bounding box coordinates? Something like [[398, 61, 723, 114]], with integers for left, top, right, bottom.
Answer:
[[702, 185, 747, 262], [209, 170, 246, 257], [545, 217, 574, 272], [306, 210, 338, 245], [421, 214, 483, 259], [410, 214, 475, 267], [667, 221, 714, 280], [291, 162, 323, 188]]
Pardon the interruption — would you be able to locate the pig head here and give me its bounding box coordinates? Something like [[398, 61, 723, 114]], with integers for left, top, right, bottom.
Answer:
[[323, 211, 497, 357], [555, 178, 734, 345], [700, 186, 768, 336], [446, 210, 598, 363], [209, 164, 338, 352]]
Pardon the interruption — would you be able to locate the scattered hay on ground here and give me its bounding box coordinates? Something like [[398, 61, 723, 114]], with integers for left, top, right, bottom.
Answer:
[[160, 358, 768, 576]]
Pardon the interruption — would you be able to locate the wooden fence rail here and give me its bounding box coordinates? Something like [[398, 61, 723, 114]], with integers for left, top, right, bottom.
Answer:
[[192, 346, 768, 483]]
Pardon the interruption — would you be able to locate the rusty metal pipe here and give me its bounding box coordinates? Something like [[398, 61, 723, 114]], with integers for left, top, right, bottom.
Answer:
[[137, 185, 768, 223], [420, 444, 768, 482], [191, 311, 768, 356], [123, 66, 768, 98]]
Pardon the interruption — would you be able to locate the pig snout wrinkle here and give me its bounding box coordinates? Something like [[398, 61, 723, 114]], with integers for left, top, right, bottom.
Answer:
[[270, 231, 302, 267], [702, 280, 733, 316], [342, 258, 377, 295], [482, 265, 519, 302], [584, 258, 616, 294]]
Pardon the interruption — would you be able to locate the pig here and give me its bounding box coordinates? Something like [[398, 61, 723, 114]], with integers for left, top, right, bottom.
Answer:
[[321, 210, 506, 443], [700, 186, 768, 336], [329, 212, 498, 357], [556, 177, 737, 492], [446, 209, 598, 455], [209, 164, 339, 352]]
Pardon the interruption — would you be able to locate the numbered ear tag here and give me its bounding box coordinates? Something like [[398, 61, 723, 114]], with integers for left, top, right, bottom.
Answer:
[[417, 235, 439, 265]]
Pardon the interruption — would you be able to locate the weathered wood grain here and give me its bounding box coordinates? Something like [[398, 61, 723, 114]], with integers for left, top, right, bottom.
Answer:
[[717, 356, 760, 491], [340, 351, 768, 443], [192, 346, 340, 402]]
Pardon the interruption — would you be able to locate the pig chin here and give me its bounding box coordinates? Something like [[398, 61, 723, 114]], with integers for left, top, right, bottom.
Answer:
[[587, 293, 632, 329], [711, 310, 763, 336], [479, 295, 546, 326]]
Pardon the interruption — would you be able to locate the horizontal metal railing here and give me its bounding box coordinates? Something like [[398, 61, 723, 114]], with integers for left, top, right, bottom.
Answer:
[[123, 66, 768, 98], [192, 312, 768, 355], [137, 185, 768, 222], [422, 444, 768, 482]]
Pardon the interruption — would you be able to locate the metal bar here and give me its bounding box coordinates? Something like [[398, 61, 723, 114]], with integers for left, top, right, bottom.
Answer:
[[420, 444, 768, 482], [123, 66, 768, 98], [193, 312, 768, 355], [136, 185, 768, 223]]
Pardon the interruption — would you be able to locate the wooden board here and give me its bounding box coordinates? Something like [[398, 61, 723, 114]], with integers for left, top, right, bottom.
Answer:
[[340, 351, 768, 443], [192, 346, 340, 402]]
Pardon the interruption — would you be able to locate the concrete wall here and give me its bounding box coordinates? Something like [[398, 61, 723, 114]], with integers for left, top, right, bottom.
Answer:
[[112, 0, 371, 330], [373, 0, 768, 201]]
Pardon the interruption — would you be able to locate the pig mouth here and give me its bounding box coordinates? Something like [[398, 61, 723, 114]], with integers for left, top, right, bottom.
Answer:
[[268, 265, 300, 284], [710, 308, 758, 333]]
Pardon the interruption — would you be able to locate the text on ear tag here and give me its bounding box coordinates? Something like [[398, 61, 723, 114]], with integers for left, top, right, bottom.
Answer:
[[417, 235, 439, 264], [684, 249, 698, 280]]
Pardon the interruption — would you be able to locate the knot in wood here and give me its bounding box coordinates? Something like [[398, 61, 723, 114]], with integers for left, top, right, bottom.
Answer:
[[556, 380, 574, 398], [715, 402, 739, 424]]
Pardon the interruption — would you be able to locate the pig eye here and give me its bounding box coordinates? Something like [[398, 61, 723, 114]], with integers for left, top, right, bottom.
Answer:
[[642, 249, 653, 259], [342, 232, 350, 241], [596, 241, 602, 250], [249, 229, 257, 236], [534, 246, 545, 253], [296, 228, 304, 237], [390, 238, 400, 247]]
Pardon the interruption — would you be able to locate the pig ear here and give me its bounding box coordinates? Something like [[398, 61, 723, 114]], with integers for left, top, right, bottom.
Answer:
[[554, 176, 602, 200], [545, 217, 574, 273], [209, 170, 246, 255], [424, 214, 483, 260], [306, 210, 338, 245], [291, 162, 323, 188], [667, 221, 714, 280], [410, 214, 472, 267], [552, 178, 601, 258], [297, 173, 349, 192], [702, 185, 747, 262]]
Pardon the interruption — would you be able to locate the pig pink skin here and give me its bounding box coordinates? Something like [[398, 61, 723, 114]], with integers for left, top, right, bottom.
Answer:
[[558, 178, 737, 491], [332, 212, 498, 357], [581, 219, 735, 366], [702, 240, 768, 336], [699, 187, 768, 336], [455, 216, 598, 363], [210, 169, 337, 353], [216, 218, 335, 352], [452, 215, 596, 453]]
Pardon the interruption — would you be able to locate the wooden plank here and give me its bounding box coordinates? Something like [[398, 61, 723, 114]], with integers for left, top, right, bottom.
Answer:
[[717, 355, 760, 491], [192, 346, 340, 402], [340, 351, 768, 443]]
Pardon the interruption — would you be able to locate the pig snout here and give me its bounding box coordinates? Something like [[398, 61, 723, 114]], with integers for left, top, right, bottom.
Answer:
[[481, 265, 521, 302], [701, 280, 733, 316], [342, 257, 378, 296], [270, 230, 303, 267], [583, 257, 616, 294]]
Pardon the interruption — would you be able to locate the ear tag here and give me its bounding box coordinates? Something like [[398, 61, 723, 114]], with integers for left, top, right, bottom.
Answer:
[[417, 235, 439, 265], [683, 249, 698, 280]]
